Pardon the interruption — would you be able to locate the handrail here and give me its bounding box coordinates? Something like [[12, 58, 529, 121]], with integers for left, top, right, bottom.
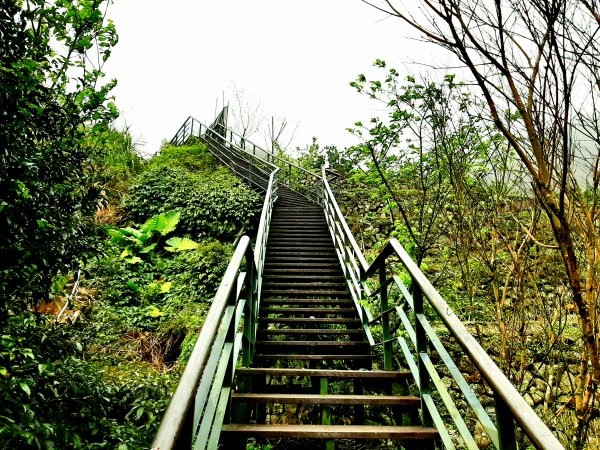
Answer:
[[162, 114, 562, 448], [170, 116, 323, 205], [321, 167, 563, 449], [151, 236, 253, 450], [152, 152, 279, 450]]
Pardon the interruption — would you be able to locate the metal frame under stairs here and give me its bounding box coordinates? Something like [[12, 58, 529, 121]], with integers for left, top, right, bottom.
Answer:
[[151, 116, 564, 450]]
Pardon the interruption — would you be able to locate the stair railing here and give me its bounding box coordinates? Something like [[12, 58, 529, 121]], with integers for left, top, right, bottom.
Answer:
[[170, 116, 323, 205], [151, 165, 279, 450], [321, 167, 563, 450]]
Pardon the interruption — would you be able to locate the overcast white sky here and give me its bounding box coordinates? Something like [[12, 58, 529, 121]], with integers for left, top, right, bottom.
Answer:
[[103, 1, 452, 155]]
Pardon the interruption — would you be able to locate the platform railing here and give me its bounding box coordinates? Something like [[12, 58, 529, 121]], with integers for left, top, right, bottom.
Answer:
[[170, 116, 322, 204], [321, 166, 563, 450]]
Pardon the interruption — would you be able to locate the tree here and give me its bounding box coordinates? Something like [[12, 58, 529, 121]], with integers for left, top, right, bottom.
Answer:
[[0, 0, 118, 314], [229, 84, 262, 145], [348, 66, 494, 266], [364, 0, 600, 444], [264, 115, 299, 154]]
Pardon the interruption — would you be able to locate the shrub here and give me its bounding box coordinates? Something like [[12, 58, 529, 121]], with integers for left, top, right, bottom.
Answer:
[[123, 148, 262, 240]]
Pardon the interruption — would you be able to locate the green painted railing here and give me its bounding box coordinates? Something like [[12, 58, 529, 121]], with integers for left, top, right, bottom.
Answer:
[[171, 116, 323, 205], [151, 164, 279, 450], [156, 114, 562, 449], [321, 167, 563, 450]]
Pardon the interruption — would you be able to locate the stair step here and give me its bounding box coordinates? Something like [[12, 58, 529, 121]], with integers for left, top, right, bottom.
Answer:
[[262, 290, 349, 297], [266, 255, 339, 261], [222, 424, 438, 440], [274, 206, 323, 210], [260, 317, 359, 324], [270, 217, 325, 222], [231, 393, 420, 406], [256, 340, 367, 348], [264, 268, 341, 274], [265, 262, 339, 268], [269, 228, 330, 233], [258, 328, 364, 336], [267, 251, 336, 258], [266, 240, 332, 246], [236, 368, 410, 379], [261, 307, 355, 315], [263, 276, 345, 283], [261, 298, 353, 305], [269, 227, 329, 232], [263, 282, 347, 289], [254, 354, 373, 361]]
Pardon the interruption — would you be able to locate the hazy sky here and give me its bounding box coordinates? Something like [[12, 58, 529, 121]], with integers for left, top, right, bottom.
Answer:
[[103, 1, 450, 155]]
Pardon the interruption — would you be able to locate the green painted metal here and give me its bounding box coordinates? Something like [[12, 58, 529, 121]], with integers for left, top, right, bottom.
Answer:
[[379, 260, 393, 372], [156, 116, 563, 450], [494, 391, 518, 450], [421, 353, 479, 450], [319, 168, 564, 449], [192, 306, 235, 434], [193, 342, 234, 449], [415, 308, 499, 447], [152, 121, 281, 450]]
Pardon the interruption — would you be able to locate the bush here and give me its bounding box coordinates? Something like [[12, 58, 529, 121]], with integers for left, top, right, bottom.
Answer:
[[164, 240, 233, 304], [123, 146, 262, 241], [0, 311, 176, 449]]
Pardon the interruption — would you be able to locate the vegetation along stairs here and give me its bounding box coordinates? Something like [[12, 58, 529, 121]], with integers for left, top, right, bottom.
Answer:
[[151, 114, 564, 449]]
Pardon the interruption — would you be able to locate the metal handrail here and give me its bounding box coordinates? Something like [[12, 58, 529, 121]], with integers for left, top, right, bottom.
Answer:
[[160, 115, 562, 448], [151, 159, 279, 450], [321, 167, 563, 449], [151, 236, 254, 450], [170, 116, 323, 204]]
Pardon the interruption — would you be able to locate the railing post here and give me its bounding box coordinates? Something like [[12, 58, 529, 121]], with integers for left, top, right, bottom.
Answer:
[[379, 259, 393, 371], [243, 255, 256, 367], [494, 392, 518, 450], [413, 281, 432, 427]]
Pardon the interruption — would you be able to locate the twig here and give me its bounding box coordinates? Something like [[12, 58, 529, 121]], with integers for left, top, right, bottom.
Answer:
[[57, 269, 81, 323]]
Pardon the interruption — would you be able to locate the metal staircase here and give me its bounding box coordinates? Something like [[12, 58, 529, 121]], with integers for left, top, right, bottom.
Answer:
[[151, 115, 564, 450]]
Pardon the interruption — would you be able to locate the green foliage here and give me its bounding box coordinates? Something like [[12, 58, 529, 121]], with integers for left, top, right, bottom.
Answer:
[[175, 183, 261, 240], [296, 137, 356, 173], [0, 311, 175, 449], [164, 240, 233, 304], [0, 0, 118, 309], [108, 210, 190, 265], [147, 144, 217, 173], [347, 61, 502, 264], [123, 166, 194, 220], [87, 127, 143, 201], [123, 146, 262, 240]]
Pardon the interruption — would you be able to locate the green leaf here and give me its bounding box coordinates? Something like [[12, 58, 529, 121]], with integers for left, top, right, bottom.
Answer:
[[20, 382, 31, 396], [165, 237, 199, 252], [126, 281, 141, 292], [140, 243, 157, 254], [125, 256, 143, 264], [141, 210, 180, 236], [160, 281, 172, 293], [146, 305, 164, 318]]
